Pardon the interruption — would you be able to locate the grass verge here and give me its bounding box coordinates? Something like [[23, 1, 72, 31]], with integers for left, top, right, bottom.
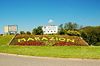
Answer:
[[0, 35, 14, 45], [0, 45, 100, 59]]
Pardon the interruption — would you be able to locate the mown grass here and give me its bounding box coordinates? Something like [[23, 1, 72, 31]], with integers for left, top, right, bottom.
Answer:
[[0, 35, 14, 45], [0, 46, 100, 59], [0, 35, 100, 59]]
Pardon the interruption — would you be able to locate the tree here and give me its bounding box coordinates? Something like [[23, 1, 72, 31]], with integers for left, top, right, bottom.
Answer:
[[58, 29, 65, 35], [32, 28, 37, 35], [58, 24, 65, 35], [37, 26, 43, 35], [32, 26, 43, 35], [20, 31, 25, 34], [58, 22, 79, 35], [64, 22, 78, 30], [80, 26, 100, 46], [59, 24, 63, 30], [26, 31, 31, 35]]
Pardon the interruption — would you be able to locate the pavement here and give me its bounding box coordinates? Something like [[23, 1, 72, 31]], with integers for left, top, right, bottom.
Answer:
[[0, 53, 100, 66]]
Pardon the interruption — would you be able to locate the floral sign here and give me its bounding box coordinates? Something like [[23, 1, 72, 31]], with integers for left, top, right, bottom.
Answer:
[[18, 37, 75, 42], [9, 34, 88, 46]]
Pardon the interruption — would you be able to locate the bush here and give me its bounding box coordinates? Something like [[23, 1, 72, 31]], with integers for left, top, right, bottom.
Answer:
[[66, 30, 81, 36], [0, 34, 3, 36], [26, 31, 31, 35], [94, 42, 100, 46], [20, 31, 25, 34], [80, 26, 100, 45]]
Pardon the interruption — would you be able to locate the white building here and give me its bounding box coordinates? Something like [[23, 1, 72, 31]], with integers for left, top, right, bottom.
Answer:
[[42, 25, 58, 34]]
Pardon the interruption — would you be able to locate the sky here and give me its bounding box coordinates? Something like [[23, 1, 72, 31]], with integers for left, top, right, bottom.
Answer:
[[0, 0, 100, 33]]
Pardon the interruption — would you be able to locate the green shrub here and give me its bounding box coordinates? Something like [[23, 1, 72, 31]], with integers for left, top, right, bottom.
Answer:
[[66, 30, 81, 36], [94, 42, 100, 46]]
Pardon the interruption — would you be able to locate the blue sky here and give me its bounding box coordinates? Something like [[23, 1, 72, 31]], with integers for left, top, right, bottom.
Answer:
[[0, 0, 100, 33]]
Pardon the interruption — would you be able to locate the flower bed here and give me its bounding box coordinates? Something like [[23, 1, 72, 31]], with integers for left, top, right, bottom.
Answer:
[[53, 41, 76, 46], [15, 41, 45, 46], [9, 34, 88, 46]]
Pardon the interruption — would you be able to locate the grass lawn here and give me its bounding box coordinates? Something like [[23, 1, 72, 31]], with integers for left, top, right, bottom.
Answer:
[[0, 35, 100, 59], [0, 35, 14, 45], [0, 46, 100, 59]]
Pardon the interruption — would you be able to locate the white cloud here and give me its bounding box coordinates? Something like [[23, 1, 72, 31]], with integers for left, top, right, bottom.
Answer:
[[48, 19, 54, 23]]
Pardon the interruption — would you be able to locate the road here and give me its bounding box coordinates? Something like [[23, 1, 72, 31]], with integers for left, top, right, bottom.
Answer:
[[0, 53, 100, 66]]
